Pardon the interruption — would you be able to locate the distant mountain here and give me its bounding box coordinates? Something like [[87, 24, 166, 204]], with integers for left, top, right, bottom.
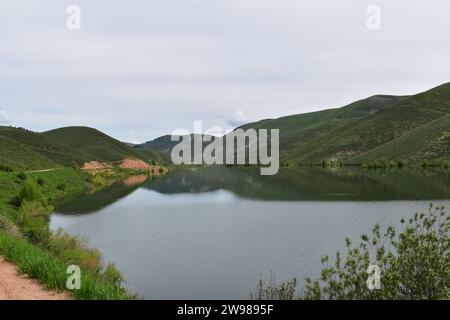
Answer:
[[134, 134, 216, 163], [122, 142, 137, 148], [135, 135, 179, 154], [139, 83, 450, 165], [0, 126, 165, 170]]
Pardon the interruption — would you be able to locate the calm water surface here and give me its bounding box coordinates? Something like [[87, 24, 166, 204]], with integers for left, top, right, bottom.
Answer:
[[51, 167, 450, 299]]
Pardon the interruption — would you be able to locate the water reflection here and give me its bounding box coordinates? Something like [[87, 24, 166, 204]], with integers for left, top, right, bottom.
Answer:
[[55, 167, 450, 215]]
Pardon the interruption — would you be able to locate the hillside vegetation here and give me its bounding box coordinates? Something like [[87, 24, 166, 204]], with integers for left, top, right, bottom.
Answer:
[[241, 83, 450, 164], [0, 126, 165, 170], [137, 82, 450, 165]]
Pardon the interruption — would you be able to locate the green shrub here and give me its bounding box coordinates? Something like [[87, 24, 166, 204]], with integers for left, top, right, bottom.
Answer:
[[20, 177, 44, 203], [47, 229, 102, 273], [16, 172, 26, 180], [56, 183, 66, 191], [16, 200, 51, 244], [251, 273, 297, 300], [91, 175, 107, 187], [103, 263, 124, 286], [0, 165, 13, 172], [37, 177, 45, 186], [366, 157, 397, 169], [253, 204, 449, 300]]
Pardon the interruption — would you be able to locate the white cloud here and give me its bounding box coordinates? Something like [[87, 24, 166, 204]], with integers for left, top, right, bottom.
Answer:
[[226, 110, 248, 128], [0, 110, 10, 125], [121, 130, 141, 145], [204, 126, 229, 137]]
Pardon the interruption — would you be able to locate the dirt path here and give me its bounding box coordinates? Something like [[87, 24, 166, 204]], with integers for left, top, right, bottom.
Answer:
[[0, 256, 70, 300], [24, 169, 56, 173]]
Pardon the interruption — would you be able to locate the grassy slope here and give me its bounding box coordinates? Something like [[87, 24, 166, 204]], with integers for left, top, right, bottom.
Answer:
[[231, 82, 450, 164], [42, 126, 150, 163], [0, 126, 92, 167], [0, 169, 86, 221], [351, 114, 450, 163], [0, 135, 57, 170], [135, 95, 408, 163], [239, 95, 407, 161], [135, 134, 214, 163], [135, 134, 177, 154], [0, 126, 166, 170], [296, 83, 450, 163]]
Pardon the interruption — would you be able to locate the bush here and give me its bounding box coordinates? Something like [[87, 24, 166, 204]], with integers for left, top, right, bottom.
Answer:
[[251, 273, 297, 300], [20, 178, 44, 203], [91, 175, 107, 188], [0, 165, 13, 172], [47, 229, 102, 273], [16, 200, 51, 244], [36, 177, 45, 186], [253, 204, 450, 300], [103, 263, 124, 286], [56, 183, 66, 191], [16, 172, 26, 180], [363, 158, 397, 169]]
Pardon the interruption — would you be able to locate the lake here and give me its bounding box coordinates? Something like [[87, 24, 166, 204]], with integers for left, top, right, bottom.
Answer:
[[50, 167, 450, 299]]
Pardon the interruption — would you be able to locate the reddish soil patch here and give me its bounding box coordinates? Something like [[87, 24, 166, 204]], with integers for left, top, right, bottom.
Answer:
[[117, 159, 151, 170], [82, 161, 112, 170]]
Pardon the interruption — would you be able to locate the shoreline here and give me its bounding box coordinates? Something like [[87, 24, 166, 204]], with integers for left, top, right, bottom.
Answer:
[[0, 165, 167, 300]]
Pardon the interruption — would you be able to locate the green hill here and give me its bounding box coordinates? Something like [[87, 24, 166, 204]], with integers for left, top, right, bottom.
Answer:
[[237, 82, 450, 164], [351, 113, 450, 163], [42, 126, 152, 163], [0, 126, 165, 170], [0, 135, 57, 170], [137, 82, 450, 165], [135, 134, 214, 163], [239, 94, 408, 162], [135, 135, 179, 154]]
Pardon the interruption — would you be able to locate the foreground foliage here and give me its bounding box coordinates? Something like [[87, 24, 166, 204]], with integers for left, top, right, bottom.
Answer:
[[0, 231, 130, 300], [252, 204, 449, 300], [0, 169, 137, 299]]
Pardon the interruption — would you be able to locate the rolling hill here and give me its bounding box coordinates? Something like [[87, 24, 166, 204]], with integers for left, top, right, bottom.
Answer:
[[2, 83, 449, 171], [137, 82, 450, 165], [134, 134, 214, 163], [0, 126, 165, 170]]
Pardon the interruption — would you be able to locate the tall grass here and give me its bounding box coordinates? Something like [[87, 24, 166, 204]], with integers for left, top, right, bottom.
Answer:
[[0, 168, 140, 300], [0, 231, 132, 300]]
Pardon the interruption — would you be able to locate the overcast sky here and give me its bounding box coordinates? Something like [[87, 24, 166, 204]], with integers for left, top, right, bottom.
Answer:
[[1, 0, 450, 143]]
